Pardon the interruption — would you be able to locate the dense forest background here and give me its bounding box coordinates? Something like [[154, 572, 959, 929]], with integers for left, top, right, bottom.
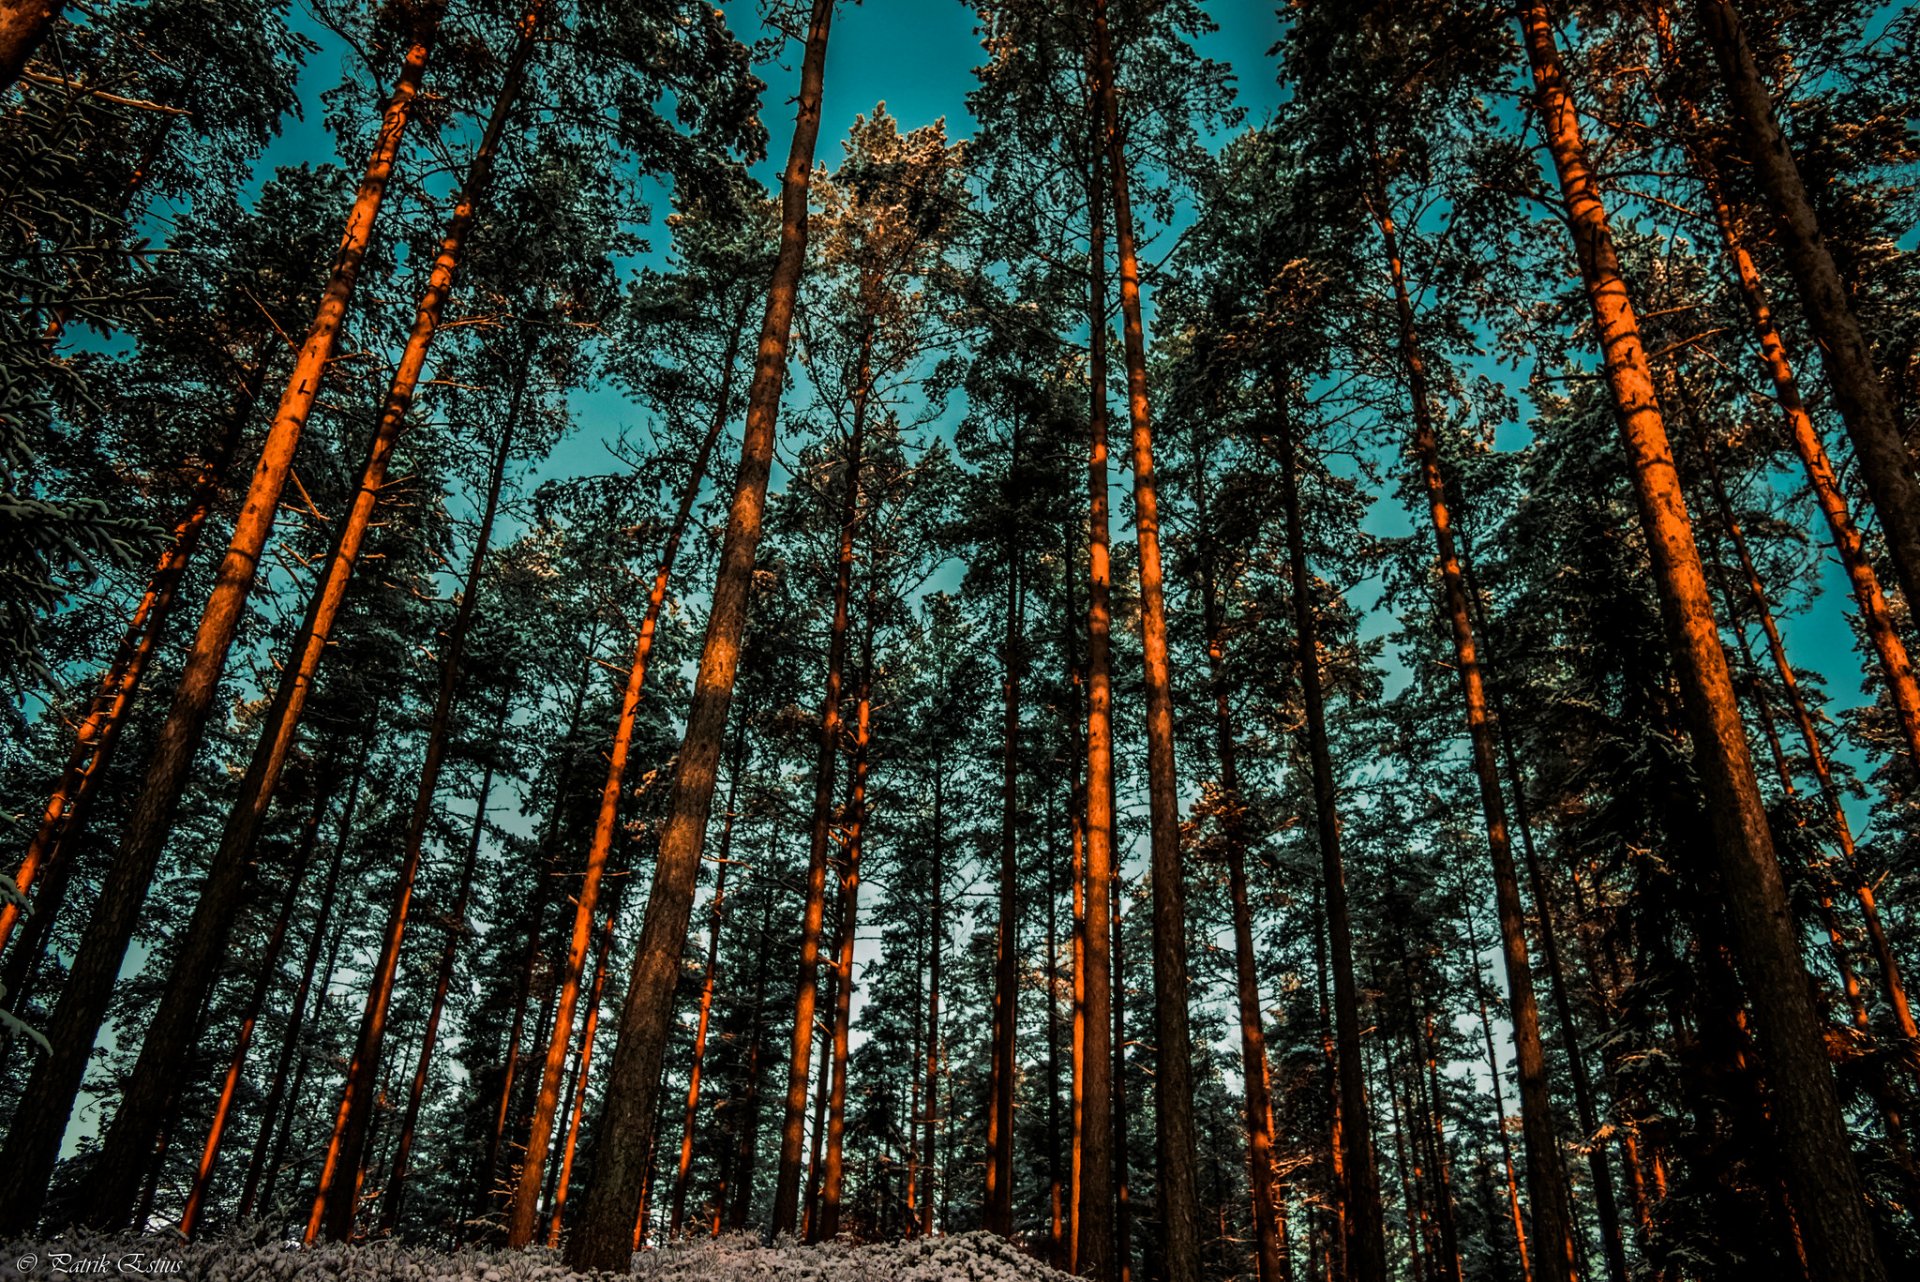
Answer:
[[3, 1, 1919, 1280]]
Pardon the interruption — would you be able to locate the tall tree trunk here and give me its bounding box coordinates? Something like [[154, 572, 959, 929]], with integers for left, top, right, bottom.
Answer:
[[670, 728, 747, 1237], [381, 745, 502, 1235], [0, 0, 61, 92], [1197, 472, 1287, 1282], [986, 454, 1024, 1235], [1517, 7, 1886, 1278], [177, 775, 335, 1237], [506, 274, 746, 1253], [1064, 533, 1088, 1270], [1076, 65, 1118, 1282], [238, 744, 365, 1223], [727, 892, 780, 1231], [96, 8, 533, 1234], [0, 354, 267, 967], [1362, 163, 1582, 1282], [0, 10, 442, 1228], [820, 621, 875, 1241], [566, 3, 835, 1266], [1112, 872, 1133, 1282], [1686, 0, 1920, 615], [1460, 895, 1533, 1282], [1090, 7, 1199, 1276], [1645, 5, 1920, 769], [921, 762, 947, 1239], [776, 318, 873, 1237], [1271, 388, 1389, 1282], [546, 913, 615, 1246]]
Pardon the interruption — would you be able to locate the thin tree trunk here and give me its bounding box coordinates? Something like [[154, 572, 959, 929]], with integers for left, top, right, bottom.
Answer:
[[1197, 472, 1287, 1282], [670, 728, 747, 1237], [1112, 872, 1133, 1282], [1077, 64, 1118, 1282], [1090, 7, 1198, 1275], [1270, 387, 1389, 1282], [546, 913, 615, 1246], [1518, 7, 1886, 1278], [566, 4, 835, 1266], [776, 318, 873, 1238], [238, 745, 365, 1223], [1459, 894, 1533, 1282], [507, 272, 746, 1253], [986, 454, 1023, 1236], [728, 892, 780, 1231], [0, 10, 442, 1227], [381, 745, 502, 1235], [177, 776, 334, 1237], [1363, 161, 1583, 1282], [1687, 0, 1920, 616], [921, 762, 947, 1239], [820, 621, 875, 1240], [0, 354, 267, 968]]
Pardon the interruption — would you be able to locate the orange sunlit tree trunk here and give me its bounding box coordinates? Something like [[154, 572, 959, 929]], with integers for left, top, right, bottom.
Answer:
[[565, 3, 836, 1268], [1518, 6, 1887, 1279], [0, 7, 443, 1231]]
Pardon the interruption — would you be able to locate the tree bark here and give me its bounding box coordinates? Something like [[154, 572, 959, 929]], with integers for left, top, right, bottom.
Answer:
[[0, 0, 61, 93], [0, 11, 441, 1228], [1089, 7, 1200, 1277], [1270, 387, 1389, 1282], [546, 912, 615, 1245], [1460, 895, 1533, 1282], [565, 3, 834, 1266], [1518, 7, 1886, 1278]]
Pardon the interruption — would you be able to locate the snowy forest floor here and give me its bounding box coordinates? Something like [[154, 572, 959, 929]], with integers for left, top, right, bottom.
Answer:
[[0, 1230, 1071, 1281]]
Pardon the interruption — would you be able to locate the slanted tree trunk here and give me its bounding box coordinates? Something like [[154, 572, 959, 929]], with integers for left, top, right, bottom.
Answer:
[[507, 259, 746, 1253], [238, 743, 366, 1223], [1518, 7, 1886, 1278], [1090, 7, 1199, 1276], [0, 0, 61, 93], [178, 773, 334, 1238], [381, 744, 502, 1235], [0, 353, 268, 969], [1362, 162, 1582, 1282], [546, 912, 615, 1245], [1686, 0, 1920, 616], [0, 10, 443, 1229], [566, 4, 835, 1267], [670, 727, 748, 1237], [1645, 5, 1920, 770], [1077, 69, 1118, 1282], [1270, 385, 1388, 1282]]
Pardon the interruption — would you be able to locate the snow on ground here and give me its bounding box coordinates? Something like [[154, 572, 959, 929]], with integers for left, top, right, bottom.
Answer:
[[1, 1230, 1074, 1281]]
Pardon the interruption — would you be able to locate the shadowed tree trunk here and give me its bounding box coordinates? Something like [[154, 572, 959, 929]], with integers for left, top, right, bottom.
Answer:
[[1270, 382, 1389, 1282], [546, 912, 615, 1245], [1362, 159, 1584, 1282], [566, 3, 835, 1267], [986, 430, 1024, 1236], [0, 10, 443, 1229], [1518, 6, 1886, 1278]]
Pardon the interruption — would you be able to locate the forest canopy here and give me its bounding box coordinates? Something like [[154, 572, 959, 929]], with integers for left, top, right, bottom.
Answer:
[[2, 2, 1919, 1281]]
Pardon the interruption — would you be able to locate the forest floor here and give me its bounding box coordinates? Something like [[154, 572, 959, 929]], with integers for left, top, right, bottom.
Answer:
[[1, 1229, 1071, 1281]]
